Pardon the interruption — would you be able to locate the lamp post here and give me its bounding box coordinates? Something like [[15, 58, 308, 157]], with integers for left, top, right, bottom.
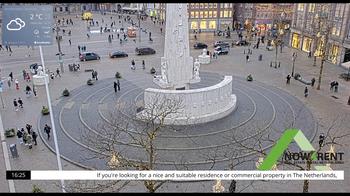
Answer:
[[292, 52, 297, 77], [138, 3, 141, 43], [55, 25, 64, 73]]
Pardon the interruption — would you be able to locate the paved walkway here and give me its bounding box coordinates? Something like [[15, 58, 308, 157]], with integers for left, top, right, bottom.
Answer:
[[0, 12, 349, 192]]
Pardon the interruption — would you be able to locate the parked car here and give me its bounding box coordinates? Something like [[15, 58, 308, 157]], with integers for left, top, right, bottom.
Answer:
[[29, 63, 41, 74], [135, 47, 156, 55], [109, 51, 128, 58], [214, 46, 229, 55], [214, 41, 230, 48], [79, 52, 100, 61], [193, 42, 208, 49], [235, 40, 249, 46]]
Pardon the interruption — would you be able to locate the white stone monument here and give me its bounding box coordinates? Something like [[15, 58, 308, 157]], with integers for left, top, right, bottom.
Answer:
[[138, 4, 237, 125], [32, 66, 49, 86], [198, 48, 211, 64]]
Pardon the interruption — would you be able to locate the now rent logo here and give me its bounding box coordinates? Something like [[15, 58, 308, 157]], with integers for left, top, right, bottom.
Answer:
[[258, 129, 343, 171]]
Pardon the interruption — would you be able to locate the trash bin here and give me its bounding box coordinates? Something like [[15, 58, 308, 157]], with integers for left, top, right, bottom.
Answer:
[[9, 144, 19, 158], [259, 54, 262, 61]]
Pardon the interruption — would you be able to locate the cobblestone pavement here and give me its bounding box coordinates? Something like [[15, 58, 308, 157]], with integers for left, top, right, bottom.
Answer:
[[0, 12, 349, 192]]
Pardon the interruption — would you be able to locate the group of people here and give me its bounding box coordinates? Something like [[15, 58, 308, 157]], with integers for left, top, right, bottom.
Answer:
[[130, 60, 146, 70], [16, 124, 38, 149], [330, 81, 339, 93], [91, 70, 99, 80]]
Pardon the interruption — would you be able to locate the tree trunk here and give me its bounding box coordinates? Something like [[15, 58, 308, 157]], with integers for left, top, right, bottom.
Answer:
[[316, 59, 324, 90], [303, 158, 312, 192]]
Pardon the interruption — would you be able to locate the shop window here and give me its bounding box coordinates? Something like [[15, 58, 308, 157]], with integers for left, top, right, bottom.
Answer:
[[195, 12, 199, 18], [209, 21, 216, 29], [229, 11, 232, 18], [224, 11, 229, 18], [302, 37, 312, 52], [297, 4, 304, 11], [292, 33, 300, 49], [191, 12, 195, 18], [191, 21, 198, 29], [329, 44, 339, 64], [200, 21, 207, 29], [308, 4, 315, 13]]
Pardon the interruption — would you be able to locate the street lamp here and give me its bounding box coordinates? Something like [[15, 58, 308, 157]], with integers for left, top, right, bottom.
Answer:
[[55, 25, 64, 73], [292, 52, 297, 77], [137, 3, 141, 43]]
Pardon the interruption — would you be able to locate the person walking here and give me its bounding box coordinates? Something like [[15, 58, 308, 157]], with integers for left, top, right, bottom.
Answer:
[[330, 81, 335, 92], [25, 85, 32, 96], [26, 124, 32, 135], [78, 45, 81, 52], [22, 70, 27, 80], [94, 70, 98, 80], [44, 124, 51, 140], [25, 133, 33, 149], [33, 86, 37, 97], [304, 87, 309, 98], [319, 133, 325, 148], [348, 95, 350, 105], [9, 72, 13, 81], [334, 81, 339, 93], [7, 77, 11, 88], [15, 79, 19, 90], [13, 99, 18, 111], [22, 129, 28, 145], [142, 60, 145, 70], [117, 79, 120, 91], [131, 60, 136, 70], [286, 74, 291, 84], [16, 129, 23, 144], [18, 97, 23, 108], [32, 131, 38, 145], [26, 73, 31, 82], [56, 68, 61, 77], [246, 54, 250, 62], [311, 78, 316, 87], [69, 39, 71, 46], [114, 81, 118, 93]]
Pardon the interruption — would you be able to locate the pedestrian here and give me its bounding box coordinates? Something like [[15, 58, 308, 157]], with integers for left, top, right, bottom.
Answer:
[[22, 70, 27, 80], [5, 45, 8, 52], [69, 39, 71, 46], [142, 60, 145, 70], [0, 44, 3, 50], [286, 74, 291, 84], [311, 78, 316, 87], [33, 86, 37, 97], [160, 27, 162, 34], [334, 81, 338, 92], [246, 55, 250, 62], [78, 45, 81, 52], [18, 97, 23, 108], [117, 33, 119, 39], [114, 81, 118, 92], [44, 124, 51, 140], [15, 79, 19, 90], [117, 79, 120, 91], [91, 70, 95, 80], [26, 73, 31, 82], [111, 34, 114, 39], [50, 72, 55, 80], [56, 68, 61, 77], [319, 133, 325, 148], [16, 128, 23, 144], [94, 70, 98, 80], [9, 72, 13, 81], [25, 85, 32, 95], [304, 87, 309, 98], [22, 130, 28, 145], [32, 131, 38, 145], [348, 95, 350, 105], [194, 35, 197, 40], [308, 51, 312, 58], [330, 81, 335, 92], [131, 60, 135, 70], [26, 124, 32, 134]]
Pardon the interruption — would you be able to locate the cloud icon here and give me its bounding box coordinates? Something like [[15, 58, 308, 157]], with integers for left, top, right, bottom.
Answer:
[[6, 18, 26, 31]]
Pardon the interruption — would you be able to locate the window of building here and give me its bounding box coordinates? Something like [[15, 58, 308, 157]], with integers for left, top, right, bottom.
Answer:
[[213, 11, 217, 18], [200, 3, 204, 9], [200, 11, 203, 18], [204, 3, 208, 9], [308, 4, 315, 13], [209, 3, 212, 8], [302, 36, 313, 52], [191, 21, 198, 29], [209, 11, 213, 18], [297, 4, 304, 11], [195, 11, 199, 18], [200, 21, 207, 29], [190, 3, 194, 8], [60, 7, 63, 12], [225, 3, 229, 8], [229, 3, 233, 8], [191, 11, 195, 18], [195, 3, 199, 9], [220, 4, 223, 8], [229, 11, 232, 17], [204, 11, 208, 18], [335, 4, 345, 18], [213, 4, 217, 8], [209, 21, 216, 29], [220, 11, 223, 18], [224, 11, 229, 18], [292, 33, 301, 48]]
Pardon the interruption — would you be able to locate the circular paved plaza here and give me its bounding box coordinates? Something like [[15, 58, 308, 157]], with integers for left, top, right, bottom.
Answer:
[[38, 72, 317, 170]]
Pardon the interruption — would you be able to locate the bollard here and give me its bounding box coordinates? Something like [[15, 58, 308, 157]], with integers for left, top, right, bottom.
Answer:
[[270, 62, 272, 67]]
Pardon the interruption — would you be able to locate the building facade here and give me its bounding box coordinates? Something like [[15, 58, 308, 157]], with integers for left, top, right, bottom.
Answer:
[[290, 3, 350, 65], [153, 3, 234, 32]]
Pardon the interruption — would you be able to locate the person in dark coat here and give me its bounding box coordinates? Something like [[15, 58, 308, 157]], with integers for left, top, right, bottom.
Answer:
[[18, 97, 23, 108], [32, 131, 38, 145], [311, 78, 316, 87], [117, 79, 120, 91], [304, 87, 309, 97], [114, 81, 118, 93], [13, 99, 18, 111], [44, 124, 51, 140]]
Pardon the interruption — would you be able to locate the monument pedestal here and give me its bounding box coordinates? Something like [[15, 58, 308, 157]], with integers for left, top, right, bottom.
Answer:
[[198, 54, 210, 64], [33, 74, 49, 86]]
